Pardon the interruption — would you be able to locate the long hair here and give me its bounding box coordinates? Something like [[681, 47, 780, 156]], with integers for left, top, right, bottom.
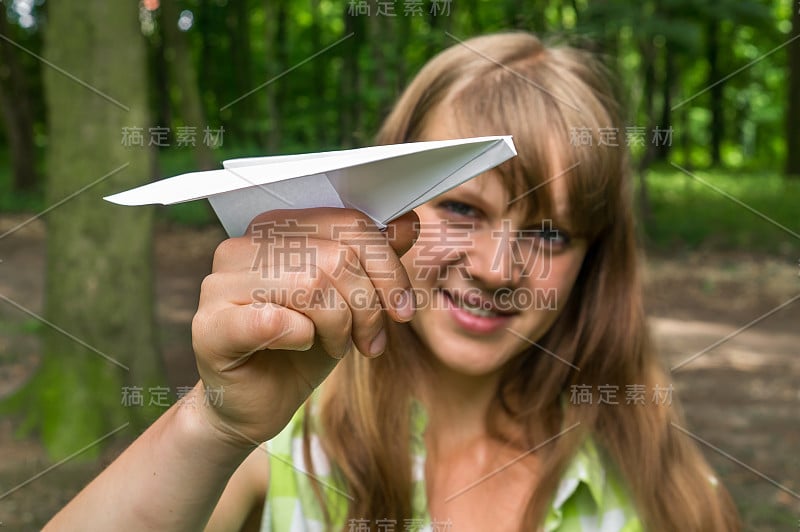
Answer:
[[309, 32, 740, 530]]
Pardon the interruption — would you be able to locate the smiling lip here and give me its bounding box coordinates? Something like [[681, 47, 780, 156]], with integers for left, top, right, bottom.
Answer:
[[442, 290, 515, 334]]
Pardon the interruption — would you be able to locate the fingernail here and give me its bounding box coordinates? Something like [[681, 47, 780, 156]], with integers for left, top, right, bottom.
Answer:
[[369, 329, 387, 356], [396, 289, 416, 321]]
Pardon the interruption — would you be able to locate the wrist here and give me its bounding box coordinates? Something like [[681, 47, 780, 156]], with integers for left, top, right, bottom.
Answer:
[[171, 382, 256, 468]]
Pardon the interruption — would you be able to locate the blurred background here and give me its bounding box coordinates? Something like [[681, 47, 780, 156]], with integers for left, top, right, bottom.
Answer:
[[0, 0, 798, 529]]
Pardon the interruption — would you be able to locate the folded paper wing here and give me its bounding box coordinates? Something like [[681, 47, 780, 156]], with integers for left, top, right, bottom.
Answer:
[[104, 136, 517, 237]]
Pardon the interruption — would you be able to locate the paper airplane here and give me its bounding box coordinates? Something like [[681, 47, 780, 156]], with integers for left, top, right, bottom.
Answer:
[[104, 136, 517, 237]]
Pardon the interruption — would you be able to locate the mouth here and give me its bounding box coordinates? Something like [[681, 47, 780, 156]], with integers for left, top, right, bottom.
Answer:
[[441, 289, 518, 318]]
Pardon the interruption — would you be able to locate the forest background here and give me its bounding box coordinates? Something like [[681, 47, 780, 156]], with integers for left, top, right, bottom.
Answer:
[[0, 0, 798, 529]]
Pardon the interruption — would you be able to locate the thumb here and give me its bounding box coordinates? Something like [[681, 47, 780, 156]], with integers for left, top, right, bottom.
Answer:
[[384, 210, 420, 257]]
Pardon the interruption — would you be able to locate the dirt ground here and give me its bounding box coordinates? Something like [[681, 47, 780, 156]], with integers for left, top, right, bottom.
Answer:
[[0, 213, 798, 531]]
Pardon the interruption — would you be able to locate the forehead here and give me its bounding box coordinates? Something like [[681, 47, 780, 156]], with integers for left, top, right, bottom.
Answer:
[[419, 103, 572, 223]]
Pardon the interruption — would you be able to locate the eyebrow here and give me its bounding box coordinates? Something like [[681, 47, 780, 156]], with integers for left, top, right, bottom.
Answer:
[[442, 186, 493, 212], [519, 203, 576, 233]]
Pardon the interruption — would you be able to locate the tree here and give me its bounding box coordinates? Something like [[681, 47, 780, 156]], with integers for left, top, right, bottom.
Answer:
[[787, 1, 800, 177], [227, 0, 255, 145], [706, 17, 723, 165], [264, 0, 289, 152], [0, 12, 39, 192], [339, 6, 366, 147], [10, 0, 165, 459], [160, 0, 215, 169]]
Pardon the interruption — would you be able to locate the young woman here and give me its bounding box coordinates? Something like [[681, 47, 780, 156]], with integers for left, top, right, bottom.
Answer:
[[46, 32, 739, 531]]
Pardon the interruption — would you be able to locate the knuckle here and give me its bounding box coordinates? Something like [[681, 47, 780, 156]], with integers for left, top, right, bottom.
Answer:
[[212, 238, 243, 271], [331, 211, 375, 241], [191, 310, 207, 339], [200, 271, 221, 291], [350, 209, 376, 226], [317, 245, 344, 271], [198, 273, 221, 301], [191, 311, 212, 355], [332, 307, 354, 338], [281, 267, 332, 309], [247, 305, 283, 344], [360, 305, 385, 333], [303, 265, 330, 292], [247, 209, 284, 229], [328, 246, 363, 279], [381, 260, 408, 284]]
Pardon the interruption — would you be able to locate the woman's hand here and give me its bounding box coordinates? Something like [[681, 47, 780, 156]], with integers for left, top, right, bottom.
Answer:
[[191, 207, 419, 448]]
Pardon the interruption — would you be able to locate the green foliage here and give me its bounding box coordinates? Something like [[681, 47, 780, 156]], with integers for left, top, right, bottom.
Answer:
[[3, 0, 794, 253], [0, 151, 44, 212], [0, 4, 795, 527], [162, 201, 215, 226], [0, 318, 43, 335], [641, 166, 800, 255]]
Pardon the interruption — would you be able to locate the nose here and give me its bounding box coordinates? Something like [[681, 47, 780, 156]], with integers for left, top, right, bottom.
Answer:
[[463, 220, 524, 288]]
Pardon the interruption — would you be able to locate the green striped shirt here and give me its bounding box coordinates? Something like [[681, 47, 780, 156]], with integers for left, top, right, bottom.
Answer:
[[259, 399, 642, 531]]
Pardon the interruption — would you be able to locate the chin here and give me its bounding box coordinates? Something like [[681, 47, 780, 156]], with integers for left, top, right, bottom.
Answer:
[[428, 342, 518, 378]]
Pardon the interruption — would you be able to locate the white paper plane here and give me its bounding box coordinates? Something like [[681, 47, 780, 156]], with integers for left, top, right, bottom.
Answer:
[[104, 136, 517, 237]]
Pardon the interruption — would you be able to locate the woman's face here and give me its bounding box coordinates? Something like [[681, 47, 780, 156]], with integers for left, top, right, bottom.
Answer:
[[400, 111, 588, 377]]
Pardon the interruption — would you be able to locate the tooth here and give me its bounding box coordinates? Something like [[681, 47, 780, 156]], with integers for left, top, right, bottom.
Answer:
[[457, 299, 497, 317]]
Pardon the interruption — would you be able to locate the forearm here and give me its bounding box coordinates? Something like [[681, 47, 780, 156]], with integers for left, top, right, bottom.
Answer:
[[44, 382, 253, 531]]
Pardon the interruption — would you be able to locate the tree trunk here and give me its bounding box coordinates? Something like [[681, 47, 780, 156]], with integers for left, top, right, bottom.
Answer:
[[161, 0, 215, 169], [197, 0, 211, 105], [0, 14, 39, 192], [264, 0, 288, 152], [504, 0, 525, 29], [150, 19, 173, 135], [707, 18, 723, 166], [15, 0, 165, 459], [228, 0, 254, 145], [310, 0, 325, 146], [636, 36, 656, 221], [425, 0, 453, 59], [654, 43, 675, 162], [465, 0, 483, 34], [786, 4, 800, 177], [339, 7, 364, 147], [395, 4, 412, 93], [679, 101, 692, 170]]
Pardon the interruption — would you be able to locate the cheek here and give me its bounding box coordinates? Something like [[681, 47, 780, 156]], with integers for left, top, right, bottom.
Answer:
[[518, 246, 585, 306], [400, 247, 424, 287], [536, 248, 586, 300]]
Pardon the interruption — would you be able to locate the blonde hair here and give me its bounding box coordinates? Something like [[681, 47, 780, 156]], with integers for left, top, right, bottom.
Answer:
[[309, 32, 740, 530]]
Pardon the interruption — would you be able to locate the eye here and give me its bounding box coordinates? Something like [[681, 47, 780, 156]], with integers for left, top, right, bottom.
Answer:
[[438, 200, 482, 218], [541, 228, 570, 249], [521, 223, 571, 251]]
